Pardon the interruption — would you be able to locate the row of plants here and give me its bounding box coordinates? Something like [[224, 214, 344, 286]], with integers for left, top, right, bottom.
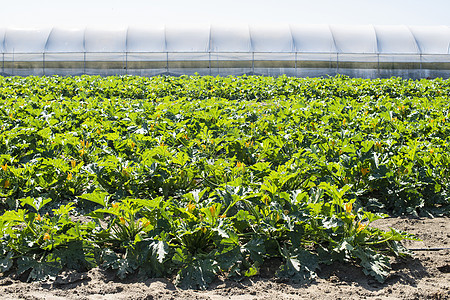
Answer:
[[0, 74, 448, 288]]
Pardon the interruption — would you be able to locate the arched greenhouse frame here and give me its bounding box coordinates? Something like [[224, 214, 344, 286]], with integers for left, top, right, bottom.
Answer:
[[0, 24, 449, 78]]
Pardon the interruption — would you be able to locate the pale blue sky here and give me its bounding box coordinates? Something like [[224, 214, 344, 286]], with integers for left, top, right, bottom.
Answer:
[[0, 0, 448, 27]]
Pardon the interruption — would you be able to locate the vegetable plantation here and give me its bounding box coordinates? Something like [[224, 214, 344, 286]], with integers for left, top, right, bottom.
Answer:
[[0, 75, 449, 289]]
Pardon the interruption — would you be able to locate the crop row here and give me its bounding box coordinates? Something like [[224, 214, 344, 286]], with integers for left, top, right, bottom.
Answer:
[[0, 75, 448, 288]]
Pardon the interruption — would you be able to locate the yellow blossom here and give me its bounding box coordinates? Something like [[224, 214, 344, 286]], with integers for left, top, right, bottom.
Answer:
[[361, 167, 369, 176], [4, 180, 10, 189], [236, 162, 245, 169], [43, 233, 51, 241], [187, 202, 195, 213], [67, 173, 73, 180], [345, 202, 353, 214], [35, 214, 42, 222], [1, 164, 7, 171], [119, 217, 126, 225], [71, 160, 76, 168], [209, 205, 216, 218], [375, 141, 382, 151], [357, 221, 367, 232]]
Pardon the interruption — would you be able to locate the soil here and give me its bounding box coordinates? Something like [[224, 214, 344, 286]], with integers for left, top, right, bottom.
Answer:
[[1, 217, 449, 300]]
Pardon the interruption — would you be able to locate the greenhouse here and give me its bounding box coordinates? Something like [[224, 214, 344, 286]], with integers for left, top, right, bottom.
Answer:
[[0, 24, 449, 78]]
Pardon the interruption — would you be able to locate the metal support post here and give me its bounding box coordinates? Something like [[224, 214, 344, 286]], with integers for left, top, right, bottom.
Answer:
[[166, 52, 169, 74], [294, 52, 297, 70], [252, 52, 254, 74], [209, 52, 211, 75], [336, 53, 339, 74], [125, 51, 128, 75], [377, 53, 380, 77]]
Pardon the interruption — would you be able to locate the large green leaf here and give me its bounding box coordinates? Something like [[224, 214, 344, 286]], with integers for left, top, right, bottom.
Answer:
[[353, 246, 391, 283], [175, 258, 218, 290], [276, 246, 319, 284], [78, 190, 110, 207], [17, 256, 62, 282], [0, 252, 13, 273]]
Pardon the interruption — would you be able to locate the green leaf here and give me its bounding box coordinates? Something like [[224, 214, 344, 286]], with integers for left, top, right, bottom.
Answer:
[[216, 246, 241, 271], [116, 258, 136, 279], [242, 237, 265, 265], [52, 241, 96, 271], [0, 252, 13, 273], [276, 246, 319, 284], [244, 265, 259, 277], [387, 240, 413, 257], [175, 258, 217, 290], [17, 256, 61, 282], [102, 249, 136, 279], [261, 180, 278, 195], [353, 246, 391, 283], [151, 240, 168, 264], [78, 190, 110, 207], [20, 197, 53, 213], [0, 209, 27, 223]]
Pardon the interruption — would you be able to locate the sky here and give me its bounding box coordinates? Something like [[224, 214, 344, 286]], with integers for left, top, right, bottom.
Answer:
[[0, 0, 449, 28]]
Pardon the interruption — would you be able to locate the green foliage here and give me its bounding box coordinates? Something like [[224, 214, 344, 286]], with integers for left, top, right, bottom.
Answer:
[[0, 74, 448, 287], [277, 246, 319, 284]]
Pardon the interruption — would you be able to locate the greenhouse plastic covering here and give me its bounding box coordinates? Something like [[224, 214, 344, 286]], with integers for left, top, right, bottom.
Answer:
[[0, 24, 449, 78]]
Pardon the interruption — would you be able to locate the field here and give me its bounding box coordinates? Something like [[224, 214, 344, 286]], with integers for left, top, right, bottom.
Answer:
[[0, 75, 449, 298]]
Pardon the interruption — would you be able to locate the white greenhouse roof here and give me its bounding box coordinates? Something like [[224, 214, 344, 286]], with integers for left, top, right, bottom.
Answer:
[[374, 25, 419, 54], [84, 27, 127, 53], [210, 24, 251, 52], [290, 24, 336, 53], [331, 25, 377, 54], [127, 26, 166, 52], [0, 24, 449, 55], [4, 28, 52, 53], [0, 28, 5, 53], [250, 24, 293, 52], [45, 28, 84, 53], [165, 25, 210, 52], [409, 26, 450, 54]]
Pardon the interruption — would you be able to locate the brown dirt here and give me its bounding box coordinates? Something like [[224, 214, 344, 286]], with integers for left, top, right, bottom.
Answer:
[[1, 217, 449, 300]]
